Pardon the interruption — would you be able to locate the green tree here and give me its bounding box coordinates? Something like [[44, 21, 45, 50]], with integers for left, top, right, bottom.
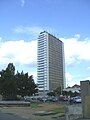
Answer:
[[6, 63, 15, 75], [47, 91, 55, 97], [47, 86, 62, 97], [0, 63, 38, 100], [62, 90, 68, 96], [54, 86, 61, 96], [16, 71, 38, 97], [62, 90, 79, 97], [0, 63, 17, 100]]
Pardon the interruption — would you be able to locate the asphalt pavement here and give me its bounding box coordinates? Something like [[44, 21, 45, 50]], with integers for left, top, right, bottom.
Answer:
[[0, 111, 30, 120]]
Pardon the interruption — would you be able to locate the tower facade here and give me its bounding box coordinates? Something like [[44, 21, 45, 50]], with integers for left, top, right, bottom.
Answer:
[[37, 31, 65, 93]]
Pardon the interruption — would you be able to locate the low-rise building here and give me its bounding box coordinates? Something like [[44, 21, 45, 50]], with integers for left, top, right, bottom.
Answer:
[[63, 84, 81, 93]]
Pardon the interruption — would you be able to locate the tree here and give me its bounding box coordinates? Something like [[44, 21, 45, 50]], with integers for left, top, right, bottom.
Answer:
[[6, 63, 15, 75], [16, 71, 38, 97], [47, 86, 62, 97], [28, 75, 38, 95], [47, 91, 55, 97], [0, 63, 17, 100], [0, 63, 38, 100], [62, 90, 80, 97], [62, 90, 68, 96], [54, 86, 61, 96]]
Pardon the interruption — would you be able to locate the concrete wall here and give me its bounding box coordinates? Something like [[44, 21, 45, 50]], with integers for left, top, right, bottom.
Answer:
[[81, 80, 90, 118], [84, 96, 90, 117]]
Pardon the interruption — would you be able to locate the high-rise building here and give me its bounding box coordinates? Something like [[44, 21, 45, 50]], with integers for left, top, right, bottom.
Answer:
[[37, 31, 65, 93]]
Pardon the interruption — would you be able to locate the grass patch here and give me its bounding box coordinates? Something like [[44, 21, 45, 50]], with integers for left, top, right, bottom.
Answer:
[[50, 106, 65, 114], [30, 103, 39, 108], [30, 103, 65, 117]]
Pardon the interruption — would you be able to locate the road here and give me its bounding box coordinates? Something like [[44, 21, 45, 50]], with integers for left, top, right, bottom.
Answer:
[[0, 111, 30, 120]]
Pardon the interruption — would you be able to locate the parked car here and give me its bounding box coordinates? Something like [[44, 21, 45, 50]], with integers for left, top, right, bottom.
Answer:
[[24, 96, 31, 102], [73, 97, 81, 103], [69, 96, 81, 104]]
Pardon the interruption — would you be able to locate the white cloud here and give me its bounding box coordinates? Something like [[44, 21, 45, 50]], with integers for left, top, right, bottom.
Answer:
[[20, 0, 26, 7], [87, 67, 90, 70], [0, 40, 37, 66], [82, 76, 90, 81], [60, 36, 90, 65], [74, 34, 80, 39], [14, 26, 56, 37], [65, 72, 76, 87], [14, 26, 44, 36], [65, 72, 81, 87], [0, 37, 2, 41]]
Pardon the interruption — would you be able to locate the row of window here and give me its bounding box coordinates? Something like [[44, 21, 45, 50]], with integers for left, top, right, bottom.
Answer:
[[37, 77, 47, 80], [38, 60, 44, 63], [37, 71, 47, 74], [38, 41, 46, 45], [38, 54, 47, 57]]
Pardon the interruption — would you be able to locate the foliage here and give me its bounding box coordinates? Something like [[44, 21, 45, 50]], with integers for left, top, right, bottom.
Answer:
[[54, 86, 61, 96], [47, 91, 55, 97], [30, 103, 39, 108], [0, 63, 38, 100], [0, 63, 17, 100], [47, 86, 61, 97], [16, 71, 38, 97], [62, 90, 80, 97]]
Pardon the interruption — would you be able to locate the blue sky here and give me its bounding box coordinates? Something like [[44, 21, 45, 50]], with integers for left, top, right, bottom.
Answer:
[[0, 0, 90, 86]]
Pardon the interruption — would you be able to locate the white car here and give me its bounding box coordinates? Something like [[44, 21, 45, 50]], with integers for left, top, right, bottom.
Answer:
[[74, 97, 81, 103]]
